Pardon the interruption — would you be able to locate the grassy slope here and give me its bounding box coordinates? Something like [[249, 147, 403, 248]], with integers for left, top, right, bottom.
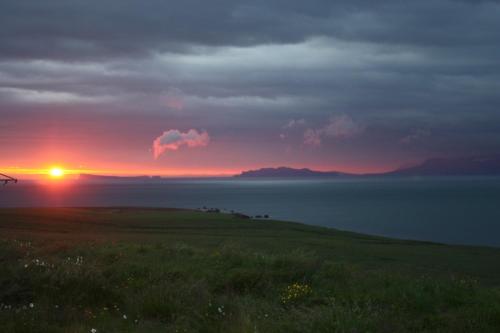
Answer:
[[1, 208, 500, 332]]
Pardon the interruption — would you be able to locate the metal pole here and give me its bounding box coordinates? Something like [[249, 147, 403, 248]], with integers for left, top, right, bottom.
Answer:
[[0, 173, 18, 185]]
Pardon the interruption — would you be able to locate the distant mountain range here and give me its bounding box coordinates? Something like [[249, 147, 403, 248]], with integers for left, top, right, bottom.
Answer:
[[77, 155, 500, 181], [235, 167, 351, 178], [78, 174, 163, 181], [235, 156, 500, 178], [387, 156, 500, 176]]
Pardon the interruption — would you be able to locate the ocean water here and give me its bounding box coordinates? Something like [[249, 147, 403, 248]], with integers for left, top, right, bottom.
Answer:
[[1, 177, 500, 247]]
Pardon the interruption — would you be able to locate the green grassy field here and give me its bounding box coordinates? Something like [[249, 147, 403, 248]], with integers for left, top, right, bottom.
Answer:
[[1, 208, 500, 332]]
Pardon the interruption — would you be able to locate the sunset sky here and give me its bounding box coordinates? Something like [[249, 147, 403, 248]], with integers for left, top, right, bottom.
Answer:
[[1, 1, 500, 177]]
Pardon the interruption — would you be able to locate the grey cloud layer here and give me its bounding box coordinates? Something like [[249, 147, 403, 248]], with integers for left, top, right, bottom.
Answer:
[[2, 0, 500, 60], [1, 0, 500, 167]]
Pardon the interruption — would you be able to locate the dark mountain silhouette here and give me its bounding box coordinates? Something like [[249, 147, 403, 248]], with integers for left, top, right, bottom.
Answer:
[[235, 167, 351, 178], [236, 156, 500, 178], [79, 156, 500, 180], [388, 156, 500, 176], [78, 174, 162, 181]]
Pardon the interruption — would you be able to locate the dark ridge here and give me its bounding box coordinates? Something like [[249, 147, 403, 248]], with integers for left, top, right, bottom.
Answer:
[[78, 174, 162, 181], [235, 167, 351, 178], [388, 155, 500, 176]]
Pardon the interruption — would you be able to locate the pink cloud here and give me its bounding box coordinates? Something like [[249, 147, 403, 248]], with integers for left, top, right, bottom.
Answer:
[[303, 128, 322, 146], [400, 128, 430, 144], [160, 89, 184, 111], [323, 115, 363, 139], [165, 96, 184, 111], [283, 118, 305, 129], [153, 129, 210, 158], [304, 115, 363, 146]]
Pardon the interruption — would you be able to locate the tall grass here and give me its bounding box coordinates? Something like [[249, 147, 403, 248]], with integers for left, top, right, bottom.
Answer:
[[2, 238, 500, 332]]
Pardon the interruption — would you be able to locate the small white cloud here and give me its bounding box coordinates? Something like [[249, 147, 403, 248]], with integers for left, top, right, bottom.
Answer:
[[400, 128, 430, 144], [283, 118, 305, 129], [303, 128, 322, 146], [153, 129, 210, 158], [322, 115, 363, 139], [303, 115, 364, 146]]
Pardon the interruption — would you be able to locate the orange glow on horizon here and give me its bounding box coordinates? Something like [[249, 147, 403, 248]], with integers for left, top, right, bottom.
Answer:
[[0, 162, 393, 180], [0, 166, 242, 180]]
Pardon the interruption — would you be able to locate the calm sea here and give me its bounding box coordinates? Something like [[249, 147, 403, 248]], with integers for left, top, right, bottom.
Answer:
[[1, 177, 500, 247]]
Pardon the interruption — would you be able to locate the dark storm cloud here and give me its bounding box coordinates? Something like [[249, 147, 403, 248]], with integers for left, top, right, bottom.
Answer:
[[0, 0, 334, 61], [1, 0, 500, 169], [1, 0, 499, 61]]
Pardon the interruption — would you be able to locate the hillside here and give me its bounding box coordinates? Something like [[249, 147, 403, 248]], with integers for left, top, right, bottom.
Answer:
[[1, 208, 500, 332]]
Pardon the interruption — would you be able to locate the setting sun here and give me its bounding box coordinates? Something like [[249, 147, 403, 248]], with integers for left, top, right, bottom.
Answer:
[[49, 167, 64, 178]]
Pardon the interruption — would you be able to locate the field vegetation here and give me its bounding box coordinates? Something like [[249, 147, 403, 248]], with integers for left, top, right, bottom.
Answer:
[[1, 208, 500, 332]]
